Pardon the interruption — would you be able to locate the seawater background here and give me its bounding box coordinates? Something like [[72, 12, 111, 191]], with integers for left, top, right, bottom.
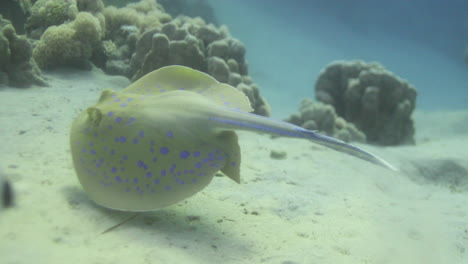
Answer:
[[207, 0, 468, 117]]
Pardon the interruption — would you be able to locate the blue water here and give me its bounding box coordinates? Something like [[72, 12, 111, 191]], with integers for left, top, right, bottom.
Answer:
[[208, 0, 468, 117]]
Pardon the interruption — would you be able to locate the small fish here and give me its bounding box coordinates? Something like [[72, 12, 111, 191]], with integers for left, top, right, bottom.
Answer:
[[0, 172, 14, 212], [70, 66, 396, 212]]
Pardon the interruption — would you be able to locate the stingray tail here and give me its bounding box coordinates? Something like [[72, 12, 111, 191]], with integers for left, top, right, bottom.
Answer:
[[296, 128, 398, 171], [209, 110, 397, 171]]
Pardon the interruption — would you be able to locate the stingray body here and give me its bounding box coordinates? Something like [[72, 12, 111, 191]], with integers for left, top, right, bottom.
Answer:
[[70, 66, 395, 211]]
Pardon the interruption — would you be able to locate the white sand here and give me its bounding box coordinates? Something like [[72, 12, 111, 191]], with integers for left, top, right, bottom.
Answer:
[[0, 68, 466, 264]]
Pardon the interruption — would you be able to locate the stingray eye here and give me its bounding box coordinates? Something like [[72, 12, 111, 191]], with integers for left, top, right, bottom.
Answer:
[[2, 180, 13, 208]]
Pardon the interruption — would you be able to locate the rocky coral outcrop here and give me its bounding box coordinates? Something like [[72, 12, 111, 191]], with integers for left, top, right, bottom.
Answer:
[[315, 60, 417, 146], [0, 15, 47, 87], [285, 98, 366, 143], [130, 15, 269, 116]]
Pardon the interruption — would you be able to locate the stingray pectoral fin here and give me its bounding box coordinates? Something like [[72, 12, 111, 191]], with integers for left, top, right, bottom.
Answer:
[[300, 129, 398, 171], [216, 131, 241, 183], [124, 65, 254, 112]]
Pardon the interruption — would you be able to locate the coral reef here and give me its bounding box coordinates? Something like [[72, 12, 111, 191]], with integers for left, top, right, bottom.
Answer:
[[286, 98, 366, 143], [0, 15, 47, 87], [26, 0, 79, 39], [97, 0, 170, 76], [33, 11, 103, 69], [129, 14, 269, 116], [315, 60, 417, 146], [24, 0, 270, 116], [0, 0, 33, 34]]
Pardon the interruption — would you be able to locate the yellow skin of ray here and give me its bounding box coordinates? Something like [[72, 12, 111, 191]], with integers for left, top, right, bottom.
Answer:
[[70, 66, 395, 212]]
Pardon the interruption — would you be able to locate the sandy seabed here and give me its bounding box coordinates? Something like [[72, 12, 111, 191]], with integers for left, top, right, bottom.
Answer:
[[0, 68, 466, 264]]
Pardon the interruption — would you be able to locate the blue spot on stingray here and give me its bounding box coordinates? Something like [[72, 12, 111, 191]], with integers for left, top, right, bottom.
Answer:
[[177, 172, 181, 176], [133, 178, 138, 184], [137, 160, 148, 170], [127, 117, 135, 125], [115, 176, 122, 182], [139, 130, 144, 138], [122, 155, 128, 160], [127, 98, 133, 102], [115, 117, 122, 123], [161, 170, 166, 176], [90, 149, 96, 155], [114, 98, 121, 102], [154, 179, 160, 184], [150, 147, 154, 153], [165, 185, 171, 191], [179, 180, 185, 184], [133, 138, 139, 144], [180, 151, 189, 159], [120, 167, 125, 172], [152, 157, 157, 163], [107, 111, 114, 117], [193, 151, 200, 157], [160, 147, 169, 155], [110, 149, 115, 155], [111, 167, 117, 173], [146, 172, 152, 178], [135, 186, 141, 191], [119, 136, 127, 143], [166, 131, 173, 138], [231, 162, 237, 166], [108, 125, 113, 130], [120, 103, 127, 107], [160, 89, 166, 92], [195, 163, 201, 168], [192, 179, 197, 183]]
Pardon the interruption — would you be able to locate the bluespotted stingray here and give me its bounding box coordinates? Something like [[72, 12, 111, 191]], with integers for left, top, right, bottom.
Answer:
[[70, 65, 396, 212]]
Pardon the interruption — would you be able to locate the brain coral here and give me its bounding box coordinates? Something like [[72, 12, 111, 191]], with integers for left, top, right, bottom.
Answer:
[[33, 12, 102, 69], [315, 60, 417, 146]]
